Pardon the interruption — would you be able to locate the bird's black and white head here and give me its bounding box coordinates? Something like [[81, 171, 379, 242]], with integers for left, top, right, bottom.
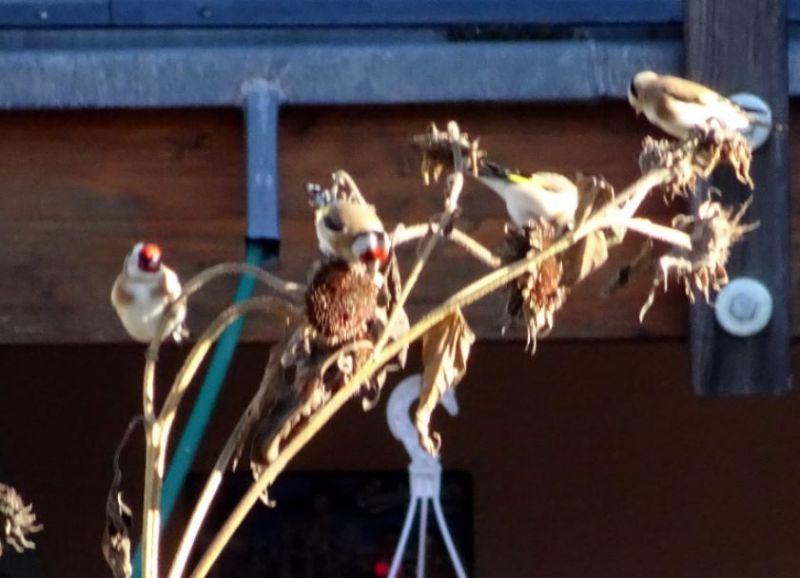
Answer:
[[628, 70, 658, 114], [126, 241, 163, 277]]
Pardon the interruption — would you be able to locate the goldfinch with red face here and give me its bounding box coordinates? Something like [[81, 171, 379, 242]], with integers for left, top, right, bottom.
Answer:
[[628, 71, 769, 140], [111, 242, 188, 343], [476, 160, 578, 229], [307, 184, 391, 266]]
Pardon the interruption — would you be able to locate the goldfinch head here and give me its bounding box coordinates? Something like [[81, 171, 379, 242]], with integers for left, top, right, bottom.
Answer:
[[628, 70, 658, 113], [126, 242, 163, 276]]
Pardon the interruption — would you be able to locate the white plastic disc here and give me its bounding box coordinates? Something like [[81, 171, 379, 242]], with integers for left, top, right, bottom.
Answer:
[[730, 92, 772, 151], [714, 277, 773, 337]]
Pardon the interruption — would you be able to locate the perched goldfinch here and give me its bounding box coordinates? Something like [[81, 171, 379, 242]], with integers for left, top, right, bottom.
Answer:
[[476, 160, 578, 229], [628, 71, 769, 140], [111, 242, 188, 343], [307, 184, 391, 265]]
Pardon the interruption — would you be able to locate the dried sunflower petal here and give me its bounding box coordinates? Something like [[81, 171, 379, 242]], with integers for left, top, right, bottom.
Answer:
[[0, 483, 42, 559], [640, 195, 757, 320], [501, 220, 567, 351]]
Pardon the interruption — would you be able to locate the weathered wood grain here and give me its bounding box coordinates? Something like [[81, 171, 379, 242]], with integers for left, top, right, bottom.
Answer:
[[0, 103, 742, 344], [686, 0, 792, 395]]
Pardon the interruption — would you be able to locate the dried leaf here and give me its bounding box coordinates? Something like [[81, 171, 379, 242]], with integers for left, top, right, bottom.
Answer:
[[562, 175, 616, 285], [0, 483, 42, 559], [230, 342, 286, 472], [363, 304, 410, 411], [102, 416, 142, 578], [562, 230, 609, 286], [416, 308, 475, 455]]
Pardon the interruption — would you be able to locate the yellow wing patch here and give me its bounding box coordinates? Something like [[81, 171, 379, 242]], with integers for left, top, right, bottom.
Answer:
[[507, 173, 531, 185]]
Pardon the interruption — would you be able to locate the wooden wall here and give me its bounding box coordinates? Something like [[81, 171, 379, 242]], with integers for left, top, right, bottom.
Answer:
[[2, 342, 800, 578], [0, 103, 702, 344], [0, 103, 798, 577]]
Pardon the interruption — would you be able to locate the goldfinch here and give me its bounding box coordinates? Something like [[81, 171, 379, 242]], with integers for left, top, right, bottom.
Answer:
[[628, 71, 769, 140], [307, 184, 391, 265], [111, 242, 188, 343], [476, 160, 578, 229]]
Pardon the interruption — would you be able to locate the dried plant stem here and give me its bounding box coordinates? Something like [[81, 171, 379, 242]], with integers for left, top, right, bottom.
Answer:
[[167, 345, 284, 578], [189, 166, 676, 578], [140, 297, 301, 578], [139, 259, 303, 578], [374, 172, 464, 354], [594, 216, 692, 249], [616, 168, 674, 219], [180, 262, 305, 301], [394, 224, 501, 268]]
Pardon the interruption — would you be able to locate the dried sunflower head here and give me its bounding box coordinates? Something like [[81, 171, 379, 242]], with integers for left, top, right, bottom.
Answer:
[[412, 121, 485, 184], [501, 220, 567, 351], [0, 483, 42, 558], [306, 260, 379, 347], [638, 128, 753, 200], [640, 194, 757, 320]]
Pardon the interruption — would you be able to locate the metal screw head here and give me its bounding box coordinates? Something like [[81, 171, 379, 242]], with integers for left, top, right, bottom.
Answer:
[[715, 277, 773, 337]]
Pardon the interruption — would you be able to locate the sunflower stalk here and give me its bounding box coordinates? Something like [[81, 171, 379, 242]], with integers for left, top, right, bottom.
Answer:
[[188, 134, 713, 577], [138, 264, 302, 578], [122, 119, 754, 578]]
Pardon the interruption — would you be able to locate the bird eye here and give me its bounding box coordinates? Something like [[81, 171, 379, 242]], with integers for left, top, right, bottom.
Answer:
[[629, 80, 638, 98]]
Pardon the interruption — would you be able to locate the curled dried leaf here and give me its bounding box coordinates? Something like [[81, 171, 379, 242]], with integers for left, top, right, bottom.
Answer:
[[562, 175, 618, 286], [417, 308, 475, 455], [640, 194, 757, 320], [102, 416, 142, 578], [0, 483, 42, 559]]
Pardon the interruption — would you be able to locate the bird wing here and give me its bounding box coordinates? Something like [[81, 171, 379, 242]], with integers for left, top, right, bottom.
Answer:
[[657, 75, 727, 106], [332, 201, 384, 234], [110, 276, 134, 308], [160, 267, 183, 301], [527, 172, 576, 193], [478, 159, 522, 181]]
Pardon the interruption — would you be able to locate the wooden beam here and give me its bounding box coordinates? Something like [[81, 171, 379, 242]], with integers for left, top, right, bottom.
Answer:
[[685, 0, 792, 395], [0, 105, 688, 344]]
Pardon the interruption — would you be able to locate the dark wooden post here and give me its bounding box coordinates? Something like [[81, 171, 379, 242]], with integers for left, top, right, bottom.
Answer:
[[685, 0, 792, 395]]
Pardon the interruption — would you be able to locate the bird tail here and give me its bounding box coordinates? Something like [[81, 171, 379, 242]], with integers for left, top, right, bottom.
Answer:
[[745, 111, 771, 128], [738, 103, 772, 128], [477, 158, 518, 179]]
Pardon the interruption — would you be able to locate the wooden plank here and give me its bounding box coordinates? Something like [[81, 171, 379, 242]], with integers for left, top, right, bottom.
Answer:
[[110, 0, 682, 26], [685, 0, 792, 395], [0, 104, 732, 344]]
